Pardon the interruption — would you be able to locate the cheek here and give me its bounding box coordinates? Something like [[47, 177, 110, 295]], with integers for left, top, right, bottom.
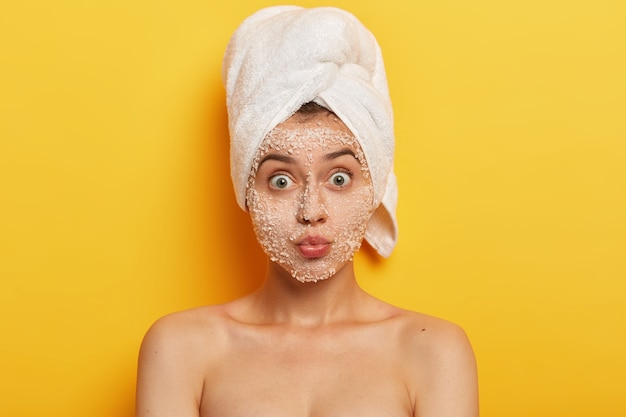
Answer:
[[247, 189, 298, 249], [325, 185, 375, 243], [331, 185, 375, 221]]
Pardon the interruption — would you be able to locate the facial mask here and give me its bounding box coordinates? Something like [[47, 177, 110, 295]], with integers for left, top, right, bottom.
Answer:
[[246, 122, 375, 283]]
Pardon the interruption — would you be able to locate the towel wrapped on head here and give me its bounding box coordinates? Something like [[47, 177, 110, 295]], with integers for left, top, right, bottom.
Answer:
[[222, 5, 398, 257]]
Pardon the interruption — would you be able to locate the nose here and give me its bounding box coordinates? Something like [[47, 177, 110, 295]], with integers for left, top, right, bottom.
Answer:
[[297, 185, 328, 225]]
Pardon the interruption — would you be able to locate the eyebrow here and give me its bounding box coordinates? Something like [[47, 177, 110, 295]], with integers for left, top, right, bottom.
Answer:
[[258, 148, 357, 168], [323, 148, 358, 161], [258, 153, 296, 168]]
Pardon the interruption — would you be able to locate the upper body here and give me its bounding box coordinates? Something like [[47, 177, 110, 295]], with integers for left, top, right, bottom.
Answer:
[[137, 6, 478, 416], [136, 280, 477, 417], [135, 109, 478, 417]]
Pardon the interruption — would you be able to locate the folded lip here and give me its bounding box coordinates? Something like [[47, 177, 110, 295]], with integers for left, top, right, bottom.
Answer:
[[295, 235, 331, 246], [295, 235, 332, 258]]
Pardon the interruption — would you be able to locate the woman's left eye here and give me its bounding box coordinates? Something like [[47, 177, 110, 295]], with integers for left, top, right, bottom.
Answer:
[[328, 171, 352, 187]]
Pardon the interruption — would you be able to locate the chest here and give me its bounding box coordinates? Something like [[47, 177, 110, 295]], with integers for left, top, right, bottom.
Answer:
[[200, 328, 413, 417]]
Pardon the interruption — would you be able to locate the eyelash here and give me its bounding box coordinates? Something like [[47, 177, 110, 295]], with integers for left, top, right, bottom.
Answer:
[[266, 168, 354, 190], [328, 168, 353, 187], [267, 172, 294, 190]]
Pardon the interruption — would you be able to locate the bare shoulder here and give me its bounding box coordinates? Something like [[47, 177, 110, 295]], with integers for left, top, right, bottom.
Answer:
[[392, 310, 474, 357], [390, 309, 478, 417], [140, 305, 230, 350], [136, 305, 232, 417]]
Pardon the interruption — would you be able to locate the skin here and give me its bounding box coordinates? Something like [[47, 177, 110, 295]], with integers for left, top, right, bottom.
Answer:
[[245, 115, 375, 283], [136, 112, 479, 417]]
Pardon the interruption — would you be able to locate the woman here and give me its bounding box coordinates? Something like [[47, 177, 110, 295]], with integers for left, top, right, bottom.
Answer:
[[136, 6, 478, 417]]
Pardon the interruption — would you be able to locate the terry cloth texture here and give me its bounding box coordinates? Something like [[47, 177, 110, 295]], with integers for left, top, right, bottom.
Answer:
[[222, 5, 398, 257]]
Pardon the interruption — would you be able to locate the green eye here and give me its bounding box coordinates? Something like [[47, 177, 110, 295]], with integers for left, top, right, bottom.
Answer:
[[269, 174, 292, 189], [329, 172, 351, 187]]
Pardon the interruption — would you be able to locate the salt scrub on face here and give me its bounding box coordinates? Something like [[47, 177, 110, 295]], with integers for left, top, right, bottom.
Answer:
[[246, 122, 375, 283]]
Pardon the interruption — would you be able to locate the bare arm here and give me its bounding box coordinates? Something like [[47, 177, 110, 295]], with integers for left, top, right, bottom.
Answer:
[[413, 323, 479, 417], [135, 316, 205, 417]]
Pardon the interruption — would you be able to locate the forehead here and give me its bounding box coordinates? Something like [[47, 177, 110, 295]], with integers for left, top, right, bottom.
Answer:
[[259, 112, 363, 157]]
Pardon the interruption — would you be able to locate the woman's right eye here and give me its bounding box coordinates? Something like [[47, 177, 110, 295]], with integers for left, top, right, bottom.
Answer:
[[269, 174, 293, 189]]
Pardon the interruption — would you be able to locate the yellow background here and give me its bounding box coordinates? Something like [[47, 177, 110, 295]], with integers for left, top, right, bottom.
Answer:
[[1, 0, 624, 415]]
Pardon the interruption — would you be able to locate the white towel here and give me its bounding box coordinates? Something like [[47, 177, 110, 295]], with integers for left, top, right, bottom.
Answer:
[[222, 6, 398, 257]]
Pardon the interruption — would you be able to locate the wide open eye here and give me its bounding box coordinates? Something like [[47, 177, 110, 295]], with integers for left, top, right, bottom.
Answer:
[[328, 171, 352, 187], [269, 174, 293, 190]]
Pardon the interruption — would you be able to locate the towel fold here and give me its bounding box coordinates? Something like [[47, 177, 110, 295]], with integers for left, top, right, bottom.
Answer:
[[223, 6, 398, 257]]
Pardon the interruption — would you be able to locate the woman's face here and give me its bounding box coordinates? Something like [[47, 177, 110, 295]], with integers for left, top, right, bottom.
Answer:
[[246, 113, 375, 283]]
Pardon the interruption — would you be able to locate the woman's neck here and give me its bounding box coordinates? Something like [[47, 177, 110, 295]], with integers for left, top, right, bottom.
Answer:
[[247, 260, 369, 327]]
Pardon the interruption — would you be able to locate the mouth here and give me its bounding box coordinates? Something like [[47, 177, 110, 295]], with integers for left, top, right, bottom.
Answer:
[[295, 235, 331, 259]]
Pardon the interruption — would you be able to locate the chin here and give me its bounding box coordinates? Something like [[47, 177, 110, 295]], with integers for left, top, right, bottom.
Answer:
[[291, 269, 336, 284], [282, 258, 352, 284]]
